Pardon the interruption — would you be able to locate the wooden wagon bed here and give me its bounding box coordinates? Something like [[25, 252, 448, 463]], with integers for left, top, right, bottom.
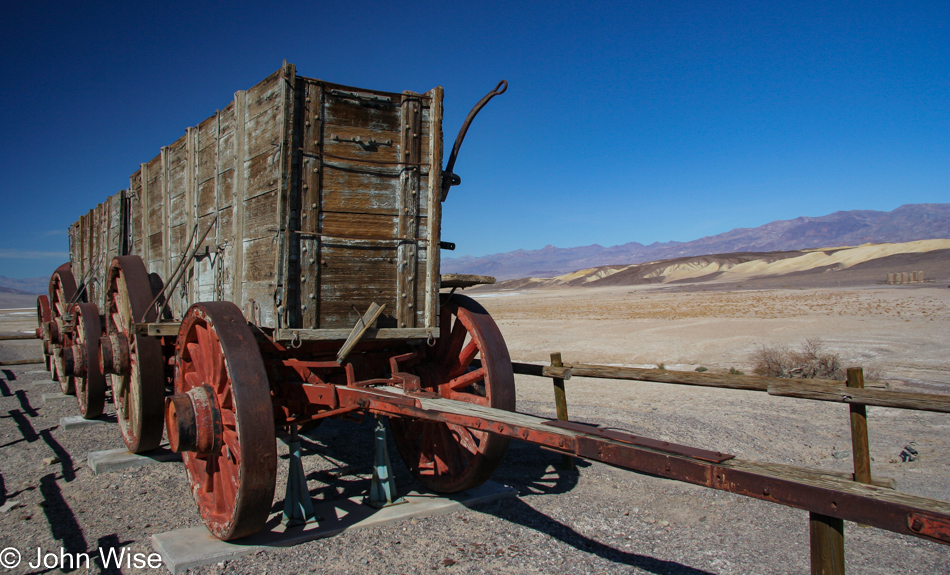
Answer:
[[70, 63, 445, 340]]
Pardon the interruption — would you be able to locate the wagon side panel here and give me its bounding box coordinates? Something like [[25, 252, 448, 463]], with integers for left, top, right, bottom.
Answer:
[[286, 80, 441, 335], [229, 64, 294, 327]]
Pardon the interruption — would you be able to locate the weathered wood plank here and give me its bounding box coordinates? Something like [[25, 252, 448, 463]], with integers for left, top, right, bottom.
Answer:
[[243, 236, 279, 283], [323, 93, 401, 132], [847, 367, 872, 486], [336, 302, 386, 362], [246, 67, 284, 120], [231, 90, 247, 307], [245, 104, 281, 157], [554, 363, 889, 391], [319, 212, 399, 239], [810, 512, 845, 575], [768, 380, 950, 413], [320, 167, 404, 215], [164, 136, 188, 199], [243, 190, 280, 241], [275, 327, 432, 341], [322, 126, 400, 164], [560, 364, 773, 391], [424, 87, 443, 331], [245, 150, 281, 199]]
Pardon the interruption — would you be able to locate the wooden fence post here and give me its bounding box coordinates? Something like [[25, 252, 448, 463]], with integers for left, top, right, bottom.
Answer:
[[847, 367, 871, 484], [550, 352, 574, 470], [810, 512, 845, 574]]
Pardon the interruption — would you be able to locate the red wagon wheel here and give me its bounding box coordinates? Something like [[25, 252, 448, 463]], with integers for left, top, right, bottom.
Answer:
[[36, 295, 52, 371], [104, 256, 165, 452], [49, 264, 78, 394], [165, 302, 276, 540], [391, 294, 515, 493], [70, 303, 106, 419]]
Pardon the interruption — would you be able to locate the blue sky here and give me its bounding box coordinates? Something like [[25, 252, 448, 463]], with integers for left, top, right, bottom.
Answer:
[[1, 1, 947, 279]]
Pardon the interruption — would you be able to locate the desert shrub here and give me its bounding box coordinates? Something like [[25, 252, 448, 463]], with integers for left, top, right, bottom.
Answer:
[[728, 367, 744, 375], [752, 338, 843, 380], [656, 363, 666, 370], [695, 366, 708, 372]]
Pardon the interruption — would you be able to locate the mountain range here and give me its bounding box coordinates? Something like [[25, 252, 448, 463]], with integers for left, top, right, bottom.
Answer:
[[0, 276, 48, 295], [442, 204, 950, 280]]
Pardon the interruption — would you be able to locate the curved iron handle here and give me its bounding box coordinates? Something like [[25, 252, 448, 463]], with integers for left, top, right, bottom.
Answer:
[[441, 80, 508, 201]]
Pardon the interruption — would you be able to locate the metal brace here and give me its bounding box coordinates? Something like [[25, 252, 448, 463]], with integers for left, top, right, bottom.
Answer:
[[366, 416, 406, 509], [282, 425, 316, 527]]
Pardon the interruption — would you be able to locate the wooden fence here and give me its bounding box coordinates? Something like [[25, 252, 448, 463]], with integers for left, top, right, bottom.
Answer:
[[510, 353, 950, 575]]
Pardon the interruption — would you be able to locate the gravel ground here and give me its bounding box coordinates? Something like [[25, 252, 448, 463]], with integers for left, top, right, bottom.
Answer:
[[1, 291, 949, 574]]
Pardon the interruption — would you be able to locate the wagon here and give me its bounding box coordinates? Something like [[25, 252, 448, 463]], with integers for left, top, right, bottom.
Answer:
[[39, 62, 512, 539], [35, 65, 950, 572]]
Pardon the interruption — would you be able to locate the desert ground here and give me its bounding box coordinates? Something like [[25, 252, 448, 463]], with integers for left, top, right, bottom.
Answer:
[[1, 280, 948, 574]]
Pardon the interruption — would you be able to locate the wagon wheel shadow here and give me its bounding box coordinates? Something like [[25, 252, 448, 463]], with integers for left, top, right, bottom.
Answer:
[[277, 416, 586, 507], [273, 417, 709, 575]]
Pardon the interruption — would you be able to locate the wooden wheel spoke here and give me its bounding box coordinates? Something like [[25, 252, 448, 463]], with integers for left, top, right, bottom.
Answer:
[[449, 340, 480, 379], [432, 426, 451, 475], [184, 371, 202, 388], [447, 366, 486, 392], [204, 456, 217, 493], [442, 319, 468, 370], [111, 311, 123, 333], [448, 423, 479, 457], [220, 387, 234, 411], [222, 428, 241, 462], [194, 327, 215, 379], [186, 342, 207, 382], [418, 424, 437, 472], [437, 424, 465, 474]]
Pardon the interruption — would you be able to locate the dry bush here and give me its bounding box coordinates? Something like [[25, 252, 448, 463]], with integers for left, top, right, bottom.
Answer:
[[752, 338, 843, 380]]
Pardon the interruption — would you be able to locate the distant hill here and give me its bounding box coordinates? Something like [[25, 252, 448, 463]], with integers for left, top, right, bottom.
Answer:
[[442, 204, 950, 280], [0, 276, 47, 295], [479, 240, 950, 291]]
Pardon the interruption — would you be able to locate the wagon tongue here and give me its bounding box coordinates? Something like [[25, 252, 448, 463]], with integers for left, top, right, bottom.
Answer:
[[542, 420, 735, 463]]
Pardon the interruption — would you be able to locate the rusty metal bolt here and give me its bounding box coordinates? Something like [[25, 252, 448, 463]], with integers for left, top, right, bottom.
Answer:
[[763, 486, 771, 497], [911, 518, 924, 532]]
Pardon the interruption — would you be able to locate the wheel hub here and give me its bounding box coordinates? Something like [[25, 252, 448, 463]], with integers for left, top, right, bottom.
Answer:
[[99, 333, 130, 376], [63, 344, 87, 378], [165, 385, 222, 455]]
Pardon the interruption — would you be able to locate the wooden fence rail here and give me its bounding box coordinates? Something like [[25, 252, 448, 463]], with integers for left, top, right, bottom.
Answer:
[[505, 354, 950, 575], [512, 361, 950, 414]]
